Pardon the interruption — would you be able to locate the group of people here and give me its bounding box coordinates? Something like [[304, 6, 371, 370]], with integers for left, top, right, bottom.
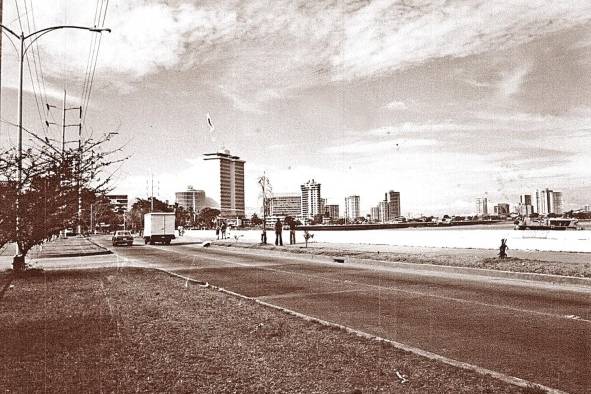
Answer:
[[215, 221, 228, 240], [273, 218, 297, 246]]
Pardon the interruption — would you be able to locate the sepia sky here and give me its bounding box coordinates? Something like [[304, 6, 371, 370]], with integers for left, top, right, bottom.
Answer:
[[1, 0, 591, 215]]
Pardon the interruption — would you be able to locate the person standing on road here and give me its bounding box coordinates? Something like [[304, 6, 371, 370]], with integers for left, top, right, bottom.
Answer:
[[289, 219, 296, 245], [221, 221, 227, 239], [215, 223, 220, 240], [275, 218, 283, 246]]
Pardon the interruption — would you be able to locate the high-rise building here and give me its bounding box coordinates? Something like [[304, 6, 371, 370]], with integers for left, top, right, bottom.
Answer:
[[319, 198, 326, 216], [475, 197, 488, 215], [518, 194, 534, 216], [378, 200, 389, 223], [175, 186, 206, 213], [388, 190, 401, 218], [203, 150, 245, 218], [344, 195, 360, 220], [552, 192, 563, 215], [324, 204, 339, 219], [536, 188, 563, 215], [269, 193, 301, 218], [370, 206, 380, 222], [300, 179, 321, 220], [494, 203, 510, 215]]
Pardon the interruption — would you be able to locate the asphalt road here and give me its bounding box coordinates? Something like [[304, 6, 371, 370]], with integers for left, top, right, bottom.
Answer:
[[97, 237, 590, 393]]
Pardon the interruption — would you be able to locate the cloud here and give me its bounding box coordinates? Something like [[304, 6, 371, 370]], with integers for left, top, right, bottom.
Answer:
[[498, 64, 530, 97], [322, 138, 436, 155], [335, 1, 591, 80], [384, 100, 407, 111]]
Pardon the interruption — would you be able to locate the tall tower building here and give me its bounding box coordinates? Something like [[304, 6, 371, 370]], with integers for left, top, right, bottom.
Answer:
[[203, 150, 245, 218], [388, 190, 401, 218], [344, 195, 360, 220], [536, 188, 562, 215], [475, 197, 488, 215], [300, 179, 321, 220]]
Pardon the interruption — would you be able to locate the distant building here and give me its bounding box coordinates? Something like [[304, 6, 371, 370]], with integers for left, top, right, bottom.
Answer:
[[344, 195, 360, 220], [175, 186, 205, 213], [378, 200, 389, 223], [475, 197, 488, 215], [494, 203, 510, 215], [325, 204, 340, 219], [552, 192, 563, 215], [584, 205, 590, 212], [388, 190, 401, 218], [370, 190, 402, 223], [106, 194, 128, 214], [370, 206, 380, 222], [536, 188, 563, 215], [300, 179, 321, 220], [203, 150, 245, 218], [518, 194, 534, 216], [270, 194, 301, 218]]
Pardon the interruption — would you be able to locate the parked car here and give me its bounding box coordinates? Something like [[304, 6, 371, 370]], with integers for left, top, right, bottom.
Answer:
[[112, 230, 134, 246]]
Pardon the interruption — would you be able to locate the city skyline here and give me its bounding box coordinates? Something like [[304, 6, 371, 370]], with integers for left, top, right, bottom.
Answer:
[[1, 1, 590, 215]]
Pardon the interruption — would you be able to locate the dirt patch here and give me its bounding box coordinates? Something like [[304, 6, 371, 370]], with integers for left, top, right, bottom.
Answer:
[[217, 242, 591, 278], [0, 268, 537, 393]]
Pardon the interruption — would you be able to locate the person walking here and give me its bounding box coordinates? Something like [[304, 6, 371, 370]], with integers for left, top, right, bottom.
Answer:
[[221, 221, 227, 239], [215, 223, 220, 240], [289, 219, 296, 245], [275, 218, 283, 246], [499, 238, 508, 259]]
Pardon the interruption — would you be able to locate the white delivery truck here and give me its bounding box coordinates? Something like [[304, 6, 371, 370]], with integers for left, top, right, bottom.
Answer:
[[143, 212, 176, 245]]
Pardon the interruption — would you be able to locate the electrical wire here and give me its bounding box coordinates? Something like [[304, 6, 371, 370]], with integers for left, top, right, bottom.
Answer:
[[14, 0, 49, 138]]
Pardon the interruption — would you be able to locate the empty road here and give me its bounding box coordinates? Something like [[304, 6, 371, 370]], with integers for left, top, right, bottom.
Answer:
[[96, 237, 590, 393]]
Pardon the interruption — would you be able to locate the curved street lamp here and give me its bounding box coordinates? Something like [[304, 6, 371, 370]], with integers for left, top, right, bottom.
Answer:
[[0, 24, 111, 269]]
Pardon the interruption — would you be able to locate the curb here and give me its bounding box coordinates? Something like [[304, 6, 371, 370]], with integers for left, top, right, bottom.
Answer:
[[211, 243, 591, 289], [156, 267, 567, 394]]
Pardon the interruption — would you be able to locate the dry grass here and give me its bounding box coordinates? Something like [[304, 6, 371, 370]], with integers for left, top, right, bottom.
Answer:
[[218, 242, 591, 278], [0, 268, 536, 393]]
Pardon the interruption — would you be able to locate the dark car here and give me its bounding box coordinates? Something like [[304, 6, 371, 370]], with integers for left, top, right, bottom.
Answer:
[[112, 230, 133, 246]]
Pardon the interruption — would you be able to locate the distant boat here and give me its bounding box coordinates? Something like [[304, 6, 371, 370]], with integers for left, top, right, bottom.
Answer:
[[514, 217, 580, 230]]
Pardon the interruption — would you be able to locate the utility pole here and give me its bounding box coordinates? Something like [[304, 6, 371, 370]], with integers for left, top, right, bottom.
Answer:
[[55, 90, 83, 234], [0, 23, 110, 269], [0, 0, 3, 132]]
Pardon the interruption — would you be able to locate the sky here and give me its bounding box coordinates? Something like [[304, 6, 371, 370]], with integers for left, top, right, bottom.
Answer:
[[1, 0, 591, 216]]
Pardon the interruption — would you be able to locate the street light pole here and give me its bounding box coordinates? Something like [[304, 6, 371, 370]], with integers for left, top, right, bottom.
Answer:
[[0, 24, 110, 269]]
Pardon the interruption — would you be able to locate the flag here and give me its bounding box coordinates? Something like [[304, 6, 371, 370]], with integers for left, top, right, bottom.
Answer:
[[206, 113, 215, 132]]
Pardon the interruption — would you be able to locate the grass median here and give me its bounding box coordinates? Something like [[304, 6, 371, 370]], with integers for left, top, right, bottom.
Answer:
[[1, 267, 537, 393], [215, 242, 591, 279]]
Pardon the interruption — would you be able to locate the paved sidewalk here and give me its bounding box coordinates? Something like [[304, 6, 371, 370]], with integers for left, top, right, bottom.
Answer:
[[0, 236, 111, 270]]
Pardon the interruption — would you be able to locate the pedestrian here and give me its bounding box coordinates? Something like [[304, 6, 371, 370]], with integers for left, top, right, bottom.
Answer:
[[499, 238, 508, 259], [275, 218, 283, 246], [289, 219, 296, 245], [215, 223, 220, 240], [221, 221, 227, 239]]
